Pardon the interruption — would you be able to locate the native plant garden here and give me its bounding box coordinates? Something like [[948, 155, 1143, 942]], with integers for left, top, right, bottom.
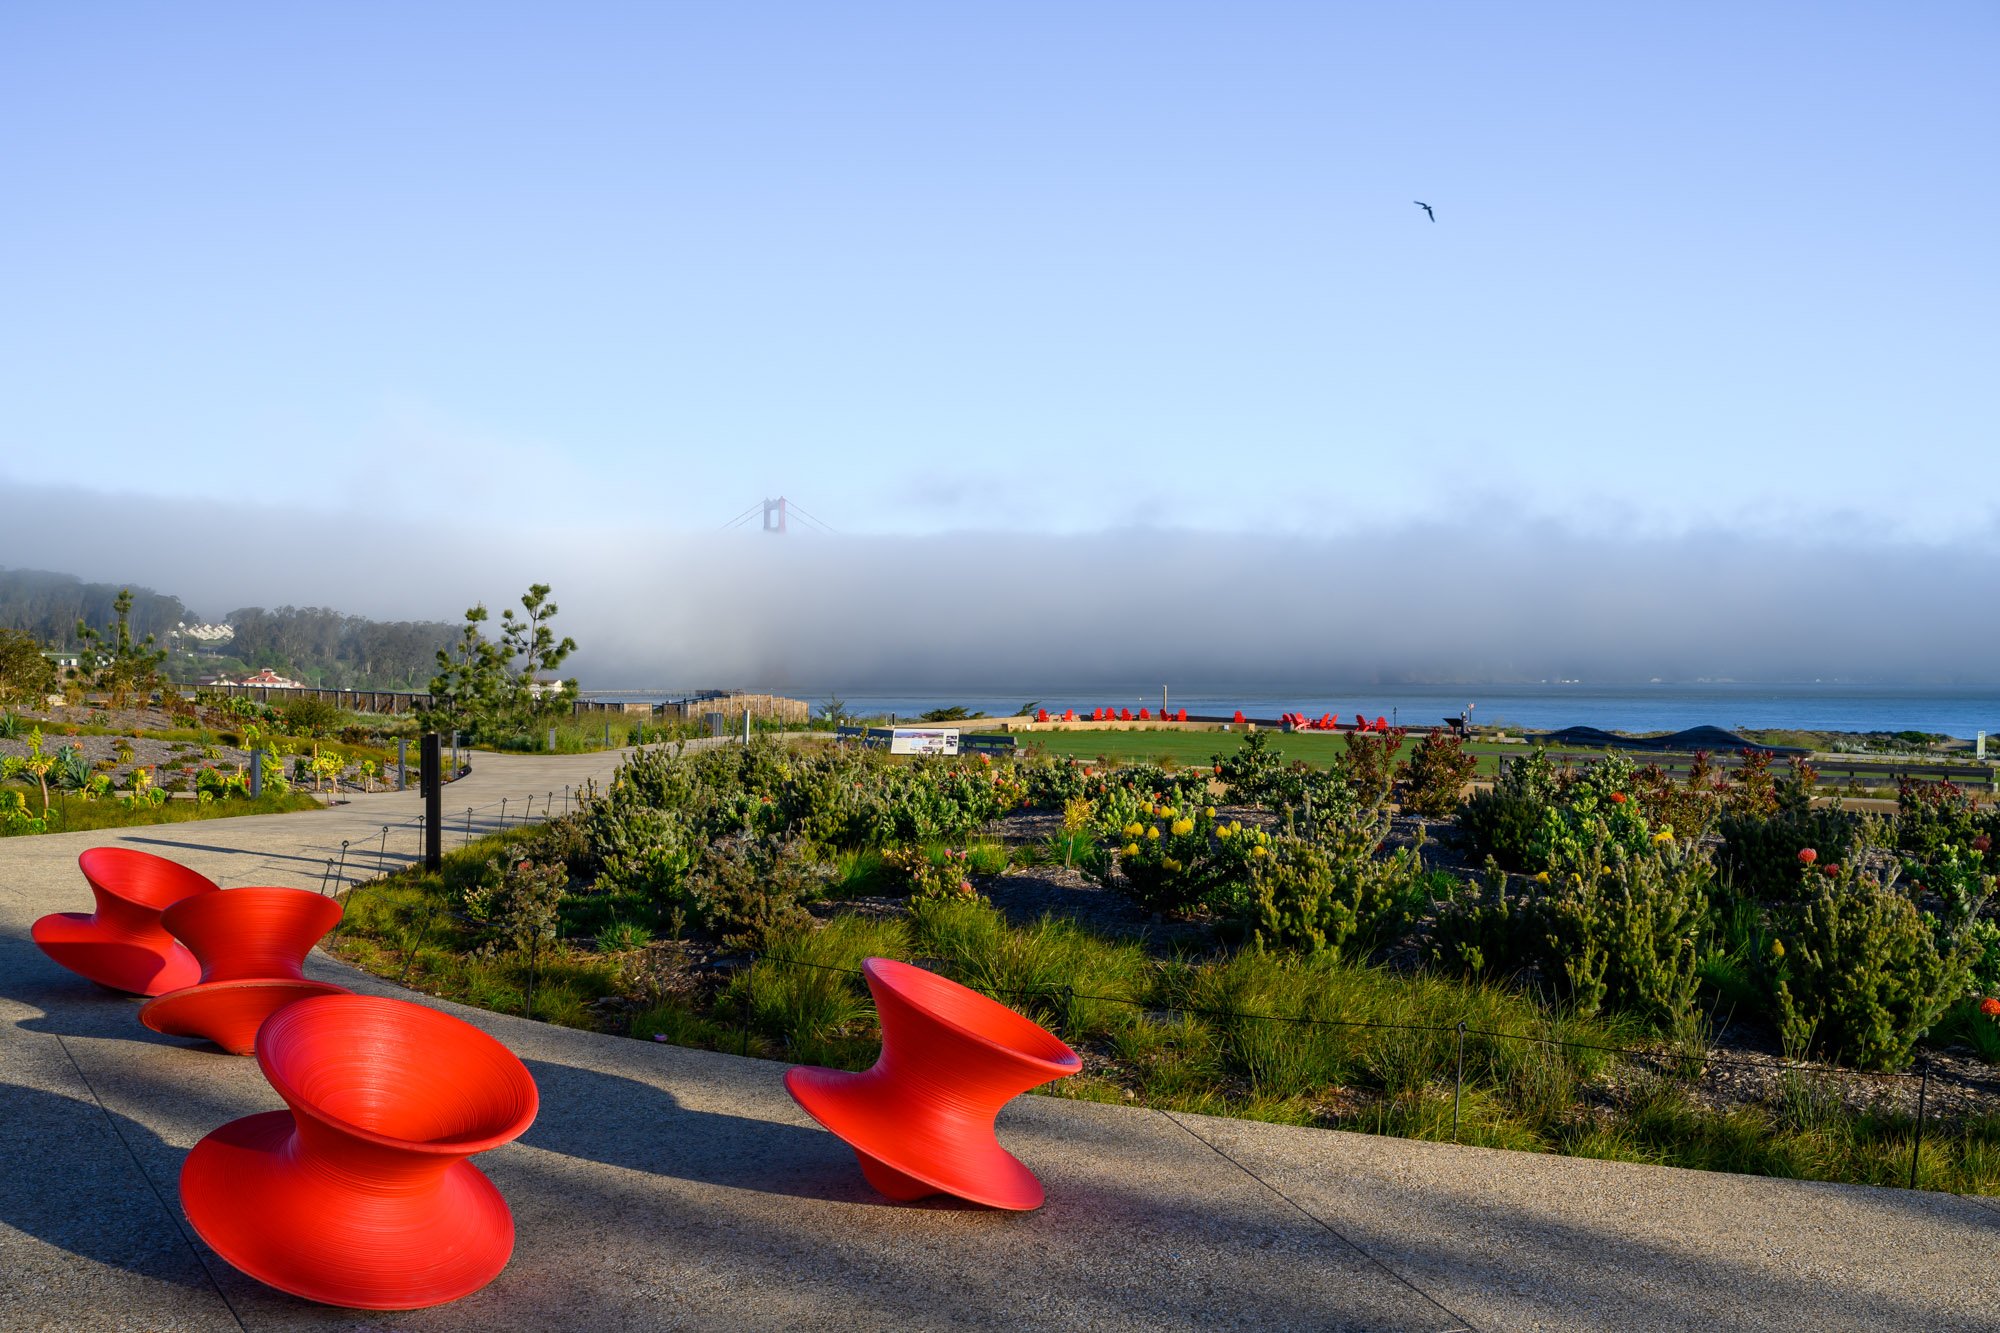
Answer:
[[329, 727, 2000, 1192]]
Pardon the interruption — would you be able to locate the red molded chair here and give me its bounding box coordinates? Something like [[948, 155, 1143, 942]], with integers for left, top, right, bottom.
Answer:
[[181, 994, 539, 1310], [785, 958, 1080, 1210], [33, 849, 220, 995], [140, 888, 349, 1055]]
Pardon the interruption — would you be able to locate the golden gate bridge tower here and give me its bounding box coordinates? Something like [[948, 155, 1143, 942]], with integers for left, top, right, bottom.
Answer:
[[720, 497, 837, 536]]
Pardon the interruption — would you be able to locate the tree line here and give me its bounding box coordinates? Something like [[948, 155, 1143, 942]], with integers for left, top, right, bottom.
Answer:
[[0, 566, 459, 690], [222, 606, 459, 690], [0, 568, 190, 647]]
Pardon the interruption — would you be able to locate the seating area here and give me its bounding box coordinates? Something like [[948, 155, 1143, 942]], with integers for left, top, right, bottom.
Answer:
[[1280, 712, 1393, 732], [31, 846, 1081, 1310]]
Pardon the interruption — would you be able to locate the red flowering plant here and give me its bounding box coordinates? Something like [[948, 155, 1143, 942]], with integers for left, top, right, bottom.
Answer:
[[884, 846, 983, 902], [1526, 752, 1654, 875]]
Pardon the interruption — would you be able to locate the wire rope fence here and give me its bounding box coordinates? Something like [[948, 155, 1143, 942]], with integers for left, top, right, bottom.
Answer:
[[306, 778, 1998, 1198], [740, 952, 1994, 1193]]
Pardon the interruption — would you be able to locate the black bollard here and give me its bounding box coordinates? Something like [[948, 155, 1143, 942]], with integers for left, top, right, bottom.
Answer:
[[420, 732, 442, 872]]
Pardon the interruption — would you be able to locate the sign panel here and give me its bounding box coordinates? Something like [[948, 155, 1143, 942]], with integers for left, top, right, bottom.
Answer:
[[889, 727, 960, 756]]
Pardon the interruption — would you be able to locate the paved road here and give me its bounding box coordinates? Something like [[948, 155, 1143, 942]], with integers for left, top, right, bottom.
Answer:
[[3, 750, 1998, 1331]]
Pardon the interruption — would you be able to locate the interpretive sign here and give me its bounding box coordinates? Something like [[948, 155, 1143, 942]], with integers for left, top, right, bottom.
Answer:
[[889, 728, 960, 756]]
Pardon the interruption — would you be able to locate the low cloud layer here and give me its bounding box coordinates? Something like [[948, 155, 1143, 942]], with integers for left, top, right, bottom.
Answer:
[[5, 482, 1997, 689]]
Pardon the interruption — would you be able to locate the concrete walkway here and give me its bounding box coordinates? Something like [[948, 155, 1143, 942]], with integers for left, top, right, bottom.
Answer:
[[2, 750, 1997, 1331]]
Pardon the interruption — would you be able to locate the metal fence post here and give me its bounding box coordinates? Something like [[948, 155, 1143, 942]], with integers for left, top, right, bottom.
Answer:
[[1453, 1020, 1467, 1143], [1910, 1056, 1930, 1190]]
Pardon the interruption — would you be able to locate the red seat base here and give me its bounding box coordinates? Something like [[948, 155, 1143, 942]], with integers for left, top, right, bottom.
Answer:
[[181, 1110, 517, 1310], [31, 913, 203, 996], [785, 1064, 1048, 1211]]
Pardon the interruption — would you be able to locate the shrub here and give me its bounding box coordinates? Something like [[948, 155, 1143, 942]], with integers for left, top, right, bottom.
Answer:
[[1550, 846, 1710, 1027], [583, 799, 697, 904], [1111, 801, 1256, 915], [463, 856, 568, 956], [1236, 834, 1426, 959], [1396, 730, 1477, 817], [1458, 790, 1545, 872], [683, 839, 830, 951], [1342, 728, 1404, 808], [1214, 728, 1286, 806], [1895, 777, 1983, 862], [278, 696, 344, 739], [1770, 868, 1971, 1071], [1632, 762, 1724, 844], [1717, 807, 1871, 901], [1434, 843, 1710, 1030], [1020, 755, 1093, 809], [882, 845, 981, 901], [1728, 748, 1778, 817]]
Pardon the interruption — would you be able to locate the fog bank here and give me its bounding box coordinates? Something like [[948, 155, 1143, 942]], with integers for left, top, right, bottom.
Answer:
[[4, 483, 1996, 689]]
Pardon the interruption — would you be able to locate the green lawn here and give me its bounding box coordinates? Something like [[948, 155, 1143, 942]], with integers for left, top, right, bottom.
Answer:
[[1015, 728, 1513, 776]]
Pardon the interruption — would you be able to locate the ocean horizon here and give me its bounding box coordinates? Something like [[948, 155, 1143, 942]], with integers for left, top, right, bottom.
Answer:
[[592, 682, 2000, 740]]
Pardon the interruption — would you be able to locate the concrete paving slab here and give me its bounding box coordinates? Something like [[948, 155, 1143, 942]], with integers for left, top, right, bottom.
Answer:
[[1166, 1108, 2000, 1331]]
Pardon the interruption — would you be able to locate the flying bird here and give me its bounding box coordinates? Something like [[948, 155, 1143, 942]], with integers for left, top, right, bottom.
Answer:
[[1414, 201, 1435, 222]]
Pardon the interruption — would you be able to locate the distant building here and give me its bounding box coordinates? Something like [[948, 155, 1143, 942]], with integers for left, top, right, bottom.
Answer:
[[203, 668, 304, 689]]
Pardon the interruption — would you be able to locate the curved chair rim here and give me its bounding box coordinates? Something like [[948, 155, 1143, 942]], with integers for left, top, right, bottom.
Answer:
[[77, 847, 220, 908], [258, 995, 539, 1156], [160, 884, 343, 935], [863, 957, 1081, 1075]]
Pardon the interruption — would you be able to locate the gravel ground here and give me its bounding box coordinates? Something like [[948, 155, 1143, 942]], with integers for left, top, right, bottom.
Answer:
[[0, 703, 388, 796]]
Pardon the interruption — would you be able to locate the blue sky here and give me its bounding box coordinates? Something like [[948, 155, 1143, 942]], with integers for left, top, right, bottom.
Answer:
[[4, 2, 1994, 541]]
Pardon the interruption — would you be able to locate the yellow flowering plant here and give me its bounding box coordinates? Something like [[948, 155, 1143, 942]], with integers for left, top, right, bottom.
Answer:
[[1109, 803, 1255, 915]]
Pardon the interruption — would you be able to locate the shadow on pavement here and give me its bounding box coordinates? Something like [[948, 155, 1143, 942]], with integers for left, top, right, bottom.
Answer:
[[517, 1055, 943, 1207]]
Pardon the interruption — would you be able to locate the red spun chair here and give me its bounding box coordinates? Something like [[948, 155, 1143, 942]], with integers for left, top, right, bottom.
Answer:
[[785, 958, 1080, 1211], [181, 994, 539, 1310], [33, 849, 220, 995], [140, 888, 349, 1055]]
